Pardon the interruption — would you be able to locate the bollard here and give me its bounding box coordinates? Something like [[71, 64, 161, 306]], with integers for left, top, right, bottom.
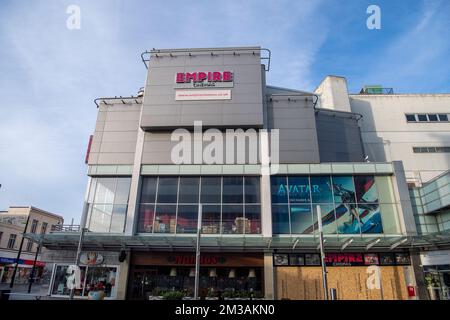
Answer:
[[330, 288, 337, 300]]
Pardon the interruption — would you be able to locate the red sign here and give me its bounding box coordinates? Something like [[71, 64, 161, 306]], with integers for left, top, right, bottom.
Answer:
[[176, 71, 233, 83], [167, 255, 226, 265], [325, 253, 364, 266], [407, 285, 416, 297], [85, 135, 93, 164]]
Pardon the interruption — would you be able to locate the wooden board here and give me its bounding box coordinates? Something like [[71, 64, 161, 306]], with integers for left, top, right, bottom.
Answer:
[[276, 266, 409, 300]]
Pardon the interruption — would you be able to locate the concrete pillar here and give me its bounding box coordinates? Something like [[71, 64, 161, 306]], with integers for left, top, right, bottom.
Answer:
[[125, 127, 145, 235], [115, 251, 131, 300], [392, 161, 417, 235], [264, 252, 275, 299], [260, 174, 272, 237], [410, 252, 429, 300], [259, 130, 273, 237]]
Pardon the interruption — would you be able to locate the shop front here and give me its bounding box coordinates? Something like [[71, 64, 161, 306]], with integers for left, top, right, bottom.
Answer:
[[128, 252, 264, 299], [420, 250, 450, 300], [0, 256, 46, 284], [274, 252, 413, 300], [45, 250, 122, 299]]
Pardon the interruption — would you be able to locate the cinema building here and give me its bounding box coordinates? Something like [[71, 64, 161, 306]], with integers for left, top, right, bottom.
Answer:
[[29, 47, 450, 300]]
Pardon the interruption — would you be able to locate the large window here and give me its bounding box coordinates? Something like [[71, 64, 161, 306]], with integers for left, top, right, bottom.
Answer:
[[30, 219, 38, 233], [271, 175, 387, 235], [7, 234, 17, 249], [405, 113, 450, 123], [51, 265, 118, 298], [138, 176, 261, 234], [86, 177, 131, 233]]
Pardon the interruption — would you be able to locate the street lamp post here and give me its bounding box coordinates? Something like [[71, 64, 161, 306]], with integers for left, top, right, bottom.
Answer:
[[316, 205, 329, 300], [194, 204, 202, 300], [10, 214, 31, 288], [27, 237, 42, 293], [69, 226, 86, 299]]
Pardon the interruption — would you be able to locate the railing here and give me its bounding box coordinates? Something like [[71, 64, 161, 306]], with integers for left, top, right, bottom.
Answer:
[[50, 224, 81, 233], [359, 87, 394, 95]]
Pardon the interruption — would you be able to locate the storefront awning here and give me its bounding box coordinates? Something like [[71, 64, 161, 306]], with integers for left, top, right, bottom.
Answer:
[[24, 231, 450, 252]]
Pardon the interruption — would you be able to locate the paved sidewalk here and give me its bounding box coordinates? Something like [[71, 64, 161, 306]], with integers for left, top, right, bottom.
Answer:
[[0, 283, 59, 300]]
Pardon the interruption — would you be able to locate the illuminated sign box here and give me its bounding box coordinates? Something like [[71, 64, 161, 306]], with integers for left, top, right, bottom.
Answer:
[[175, 89, 232, 101]]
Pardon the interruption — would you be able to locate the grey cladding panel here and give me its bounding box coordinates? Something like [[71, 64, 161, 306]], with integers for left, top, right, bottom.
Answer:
[[141, 48, 264, 129], [315, 113, 364, 162], [267, 98, 320, 163]]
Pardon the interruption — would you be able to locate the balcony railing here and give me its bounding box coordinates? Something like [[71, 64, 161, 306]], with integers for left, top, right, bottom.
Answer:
[[50, 224, 81, 233]]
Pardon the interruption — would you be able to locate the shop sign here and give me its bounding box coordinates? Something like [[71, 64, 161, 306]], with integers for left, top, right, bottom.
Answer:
[[167, 255, 226, 265], [175, 89, 231, 101], [277, 183, 321, 203], [0, 256, 45, 267], [325, 253, 364, 266], [274, 252, 410, 267], [175, 71, 233, 88], [80, 252, 104, 266]]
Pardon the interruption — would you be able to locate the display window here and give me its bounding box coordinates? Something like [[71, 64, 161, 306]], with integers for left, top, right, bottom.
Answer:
[[138, 176, 261, 235], [395, 253, 411, 265], [364, 254, 379, 265], [271, 175, 390, 235], [274, 253, 410, 267], [128, 266, 263, 300], [379, 253, 395, 265], [50, 264, 118, 299], [305, 254, 321, 266], [273, 254, 289, 266]]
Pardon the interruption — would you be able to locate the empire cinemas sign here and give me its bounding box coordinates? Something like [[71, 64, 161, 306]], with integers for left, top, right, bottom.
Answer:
[[174, 71, 234, 88]]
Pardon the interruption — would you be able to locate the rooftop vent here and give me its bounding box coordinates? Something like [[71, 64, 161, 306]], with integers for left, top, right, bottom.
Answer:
[[137, 87, 144, 97]]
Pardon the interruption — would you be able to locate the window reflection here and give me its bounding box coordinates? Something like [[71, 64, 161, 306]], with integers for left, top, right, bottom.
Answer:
[[178, 177, 199, 203], [202, 205, 221, 234], [154, 205, 176, 233], [272, 204, 290, 234], [176, 205, 198, 233], [157, 177, 178, 203], [201, 177, 221, 203], [290, 205, 313, 234], [222, 205, 244, 234], [138, 176, 261, 235], [138, 204, 155, 233], [86, 177, 131, 233], [271, 175, 385, 235], [222, 177, 243, 203], [245, 205, 261, 234]]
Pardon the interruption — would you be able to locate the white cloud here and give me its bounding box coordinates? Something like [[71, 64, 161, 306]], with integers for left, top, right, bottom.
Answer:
[[0, 0, 329, 222]]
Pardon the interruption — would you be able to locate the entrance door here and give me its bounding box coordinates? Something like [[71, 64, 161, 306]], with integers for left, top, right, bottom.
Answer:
[[129, 269, 158, 300]]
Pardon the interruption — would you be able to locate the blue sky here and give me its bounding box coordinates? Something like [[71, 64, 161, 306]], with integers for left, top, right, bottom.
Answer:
[[0, 0, 449, 223]]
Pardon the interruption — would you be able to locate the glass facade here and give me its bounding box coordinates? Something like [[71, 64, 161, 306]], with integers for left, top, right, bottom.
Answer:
[[86, 177, 131, 233], [271, 175, 394, 235], [137, 176, 261, 234]]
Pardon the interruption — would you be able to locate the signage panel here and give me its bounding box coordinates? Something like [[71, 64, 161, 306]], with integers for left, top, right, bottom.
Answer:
[[174, 71, 234, 88], [80, 252, 104, 266], [175, 89, 231, 101]]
